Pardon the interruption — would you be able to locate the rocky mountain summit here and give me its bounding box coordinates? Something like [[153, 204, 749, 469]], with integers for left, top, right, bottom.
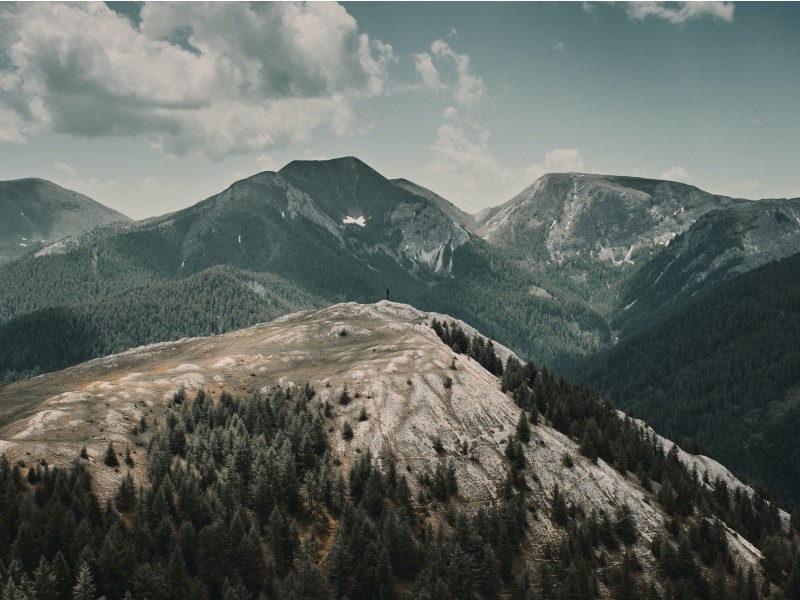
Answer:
[[475, 173, 743, 264]]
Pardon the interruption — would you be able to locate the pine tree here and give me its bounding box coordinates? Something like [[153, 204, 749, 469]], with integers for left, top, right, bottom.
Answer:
[[71, 562, 96, 600], [552, 484, 568, 526], [516, 411, 531, 443], [124, 444, 134, 467], [338, 384, 351, 406], [13, 521, 37, 572], [115, 472, 136, 512], [103, 442, 118, 468], [342, 421, 353, 441], [33, 557, 58, 600]]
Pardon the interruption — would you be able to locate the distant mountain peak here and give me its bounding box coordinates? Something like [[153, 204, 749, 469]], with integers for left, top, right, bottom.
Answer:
[[0, 177, 131, 262], [278, 155, 382, 179]]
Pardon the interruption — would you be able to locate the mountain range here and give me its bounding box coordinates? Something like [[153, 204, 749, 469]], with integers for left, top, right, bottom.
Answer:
[[2, 156, 800, 506]]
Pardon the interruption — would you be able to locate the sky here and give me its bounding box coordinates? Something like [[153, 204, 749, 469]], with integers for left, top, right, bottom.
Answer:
[[0, 1, 798, 220]]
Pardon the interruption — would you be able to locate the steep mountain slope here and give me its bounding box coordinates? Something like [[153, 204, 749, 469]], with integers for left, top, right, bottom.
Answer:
[[476, 174, 742, 259], [565, 251, 800, 503], [615, 198, 800, 336], [0, 178, 130, 262], [166, 156, 473, 280], [0, 302, 791, 599], [471, 173, 746, 317], [391, 177, 476, 231]]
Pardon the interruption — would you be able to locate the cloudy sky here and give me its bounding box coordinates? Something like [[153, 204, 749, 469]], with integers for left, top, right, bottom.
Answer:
[[0, 1, 798, 219]]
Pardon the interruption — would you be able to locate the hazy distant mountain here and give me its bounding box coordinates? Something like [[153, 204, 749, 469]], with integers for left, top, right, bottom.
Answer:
[[0, 178, 130, 262], [475, 173, 742, 254], [473, 172, 800, 334]]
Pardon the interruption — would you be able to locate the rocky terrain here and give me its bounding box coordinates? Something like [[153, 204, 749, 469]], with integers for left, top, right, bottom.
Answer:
[[0, 301, 777, 581]]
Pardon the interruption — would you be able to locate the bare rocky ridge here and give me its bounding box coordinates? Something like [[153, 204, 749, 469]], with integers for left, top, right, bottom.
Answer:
[[0, 301, 769, 575]]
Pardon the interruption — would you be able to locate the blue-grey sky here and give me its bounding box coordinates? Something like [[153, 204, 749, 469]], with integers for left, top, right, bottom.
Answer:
[[0, 1, 798, 219]]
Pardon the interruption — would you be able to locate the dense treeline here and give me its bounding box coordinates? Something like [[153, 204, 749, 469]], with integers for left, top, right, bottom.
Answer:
[[430, 318, 503, 376], [0, 383, 532, 599], [0, 385, 531, 600], [0, 229, 613, 387], [565, 251, 800, 504], [0, 267, 325, 382]]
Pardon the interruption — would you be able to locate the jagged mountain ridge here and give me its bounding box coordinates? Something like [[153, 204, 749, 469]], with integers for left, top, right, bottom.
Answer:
[[0, 302, 776, 592], [468, 171, 800, 336], [0, 178, 130, 262]]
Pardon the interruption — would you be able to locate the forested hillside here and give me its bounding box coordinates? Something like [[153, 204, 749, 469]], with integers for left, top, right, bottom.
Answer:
[[0, 179, 130, 262], [2, 344, 797, 599], [566, 252, 800, 503], [3, 160, 800, 507], [0, 267, 325, 382]]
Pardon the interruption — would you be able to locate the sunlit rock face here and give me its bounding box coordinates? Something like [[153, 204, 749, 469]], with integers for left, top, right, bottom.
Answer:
[[477, 173, 743, 264]]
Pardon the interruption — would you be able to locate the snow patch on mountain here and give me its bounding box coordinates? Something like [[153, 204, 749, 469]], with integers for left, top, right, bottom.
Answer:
[[342, 215, 366, 227]]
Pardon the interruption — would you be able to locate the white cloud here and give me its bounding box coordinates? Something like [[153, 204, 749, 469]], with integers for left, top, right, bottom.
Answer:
[[415, 40, 486, 108], [0, 2, 393, 157], [141, 175, 164, 194], [659, 166, 691, 182], [448, 27, 459, 39], [413, 53, 446, 93], [553, 42, 565, 52], [625, 2, 734, 25], [54, 162, 77, 177], [716, 180, 762, 198], [582, 3, 598, 15], [424, 106, 514, 195], [526, 148, 586, 180], [256, 154, 278, 172], [0, 107, 26, 143]]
